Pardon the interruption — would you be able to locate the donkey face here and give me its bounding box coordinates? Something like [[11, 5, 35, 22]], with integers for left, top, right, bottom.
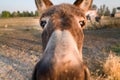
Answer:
[[32, 0, 93, 80], [41, 4, 86, 54]]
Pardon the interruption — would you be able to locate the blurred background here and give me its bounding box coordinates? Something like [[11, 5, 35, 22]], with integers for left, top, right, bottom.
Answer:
[[0, 0, 120, 28]]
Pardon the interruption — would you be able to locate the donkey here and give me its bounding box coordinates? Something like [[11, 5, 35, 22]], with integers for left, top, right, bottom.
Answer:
[[32, 0, 93, 80]]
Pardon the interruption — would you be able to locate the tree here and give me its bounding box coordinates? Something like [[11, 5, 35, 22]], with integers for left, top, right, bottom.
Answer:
[[92, 4, 97, 10], [112, 8, 116, 14], [0, 10, 39, 18], [18, 11, 24, 17], [97, 4, 110, 16], [35, 10, 40, 16], [11, 11, 18, 17], [117, 7, 120, 10], [17, 11, 21, 17], [97, 5, 105, 16], [30, 11, 34, 17], [104, 7, 110, 16], [0, 13, 1, 18], [22, 11, 30, 17], [1, 11, 11, 18]]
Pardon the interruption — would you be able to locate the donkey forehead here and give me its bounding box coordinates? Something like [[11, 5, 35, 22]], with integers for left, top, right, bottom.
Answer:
[[41, 4, 85, 19]]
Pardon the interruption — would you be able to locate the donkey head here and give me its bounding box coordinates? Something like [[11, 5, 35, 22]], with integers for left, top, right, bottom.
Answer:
[[32, 0, 93, 80]]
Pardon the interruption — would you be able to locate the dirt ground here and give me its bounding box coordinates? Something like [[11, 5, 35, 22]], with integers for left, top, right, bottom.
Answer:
[[0, 25, 120, 80]]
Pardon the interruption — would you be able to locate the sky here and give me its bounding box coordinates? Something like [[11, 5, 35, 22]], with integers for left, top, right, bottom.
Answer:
[[0, 0, 120, 13]]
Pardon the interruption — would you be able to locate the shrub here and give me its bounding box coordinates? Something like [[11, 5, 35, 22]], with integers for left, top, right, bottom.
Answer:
[[103, 52, 120, 80], [1, 11, 11, 18], [111, 43, 120, 55]]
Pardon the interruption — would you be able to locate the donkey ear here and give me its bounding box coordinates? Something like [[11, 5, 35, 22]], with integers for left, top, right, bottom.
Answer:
[[74, 0, 93, 12], [35, 0, 53, 12]]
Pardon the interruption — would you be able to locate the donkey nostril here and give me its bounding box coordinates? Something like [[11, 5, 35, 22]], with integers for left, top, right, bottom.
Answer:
[[40, 21, 47, 28]]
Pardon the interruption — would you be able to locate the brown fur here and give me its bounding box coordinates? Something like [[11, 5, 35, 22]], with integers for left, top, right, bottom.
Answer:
[[41, 4, 85, 51], [32, 0, 93, 80], [35, 0, 53, 12]]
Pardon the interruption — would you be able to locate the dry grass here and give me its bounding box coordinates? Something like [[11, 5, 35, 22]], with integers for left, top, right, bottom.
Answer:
[[0, 17, 120, 80], [103, 51, 120, 80], [87, 17, 120, 29], [0, 17, 39, 27]]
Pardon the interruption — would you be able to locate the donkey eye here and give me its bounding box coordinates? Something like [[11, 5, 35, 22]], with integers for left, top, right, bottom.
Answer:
[[40, 20, 47, 28], [79, 21, 85, 27]]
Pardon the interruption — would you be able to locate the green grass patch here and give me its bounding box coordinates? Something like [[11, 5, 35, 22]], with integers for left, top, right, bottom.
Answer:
[[111, 43, 120, 55]]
